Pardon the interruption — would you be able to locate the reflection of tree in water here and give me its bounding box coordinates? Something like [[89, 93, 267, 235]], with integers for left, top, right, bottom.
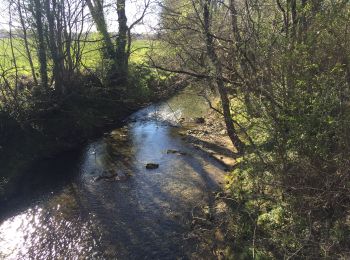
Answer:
[[101, 128, 135, 179], [0, 187, 104, 259]]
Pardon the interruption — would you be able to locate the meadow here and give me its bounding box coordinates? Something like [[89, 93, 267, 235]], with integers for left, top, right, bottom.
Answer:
[[0, 36, 152, 78]]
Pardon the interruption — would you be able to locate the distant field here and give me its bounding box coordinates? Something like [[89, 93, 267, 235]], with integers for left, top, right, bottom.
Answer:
[[81, 38, 152, 69], [0, 37, 153, 76]]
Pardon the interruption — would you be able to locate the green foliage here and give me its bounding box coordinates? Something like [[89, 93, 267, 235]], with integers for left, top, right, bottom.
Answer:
[[225, 3, 350, 258], [127, 63, 172, 102], [128, 64, 153, 99]]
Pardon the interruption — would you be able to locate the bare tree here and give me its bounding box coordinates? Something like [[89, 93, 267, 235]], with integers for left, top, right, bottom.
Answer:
[[86, 0, 152, 85]]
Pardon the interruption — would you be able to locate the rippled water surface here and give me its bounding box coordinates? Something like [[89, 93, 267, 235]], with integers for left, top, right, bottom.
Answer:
[[0, 88, 225, 259]]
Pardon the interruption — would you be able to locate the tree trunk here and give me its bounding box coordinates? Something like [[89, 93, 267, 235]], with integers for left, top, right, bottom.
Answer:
[[86, 0, 116, 62], [18, 0, 38, 85], [115, 0, 128, 83], [45, 0, 64, 94], [203, 1, 245, 154], [299, 0, 308, 42], [33, 0, 48, 89]]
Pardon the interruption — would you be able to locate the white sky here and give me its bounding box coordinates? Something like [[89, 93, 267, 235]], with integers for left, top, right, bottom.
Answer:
[[0, 0, 159, 34]]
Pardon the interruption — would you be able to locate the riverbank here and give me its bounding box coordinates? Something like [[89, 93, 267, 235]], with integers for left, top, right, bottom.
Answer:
[[179, 105, 237, 170], [170, 102, 240, 258]]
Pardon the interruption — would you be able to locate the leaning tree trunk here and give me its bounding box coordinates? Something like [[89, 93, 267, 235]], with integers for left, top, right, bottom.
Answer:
[[86, 0, 116, 62], [203, 1, 245, 154]]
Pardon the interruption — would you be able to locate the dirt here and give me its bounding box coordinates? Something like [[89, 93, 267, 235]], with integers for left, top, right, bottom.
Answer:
[[177, 109, 238, 259], [179, 109, 237, 171]]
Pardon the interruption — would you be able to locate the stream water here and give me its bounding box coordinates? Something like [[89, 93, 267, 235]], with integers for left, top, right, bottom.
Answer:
[[0, 88, 226, 259]]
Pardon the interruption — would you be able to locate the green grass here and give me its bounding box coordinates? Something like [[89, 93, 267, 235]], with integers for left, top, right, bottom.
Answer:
[[129, 39, 153, 64], [0, 38, 37, 76], [0, 36, 153, 77]]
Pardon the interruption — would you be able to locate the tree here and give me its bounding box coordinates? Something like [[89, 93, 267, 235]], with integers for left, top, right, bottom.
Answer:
[[153, 0, 246, 153], [86, 0, 151, 85], [154, 0, 350, 257], [86, 0, 116, 62], [32, 0, 48, 89], [115, 0, 128, 81]]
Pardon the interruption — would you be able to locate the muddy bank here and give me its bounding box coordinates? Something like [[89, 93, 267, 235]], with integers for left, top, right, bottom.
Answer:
[[179, 109, 237, 170]]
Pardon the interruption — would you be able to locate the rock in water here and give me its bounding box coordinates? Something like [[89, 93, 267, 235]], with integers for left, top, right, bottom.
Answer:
[[94, 173, 118, 181], [146, 163, 159, 170], [219, 129, 227, 135], [167, 149, 187, 156], [194, 117, 205, 124]]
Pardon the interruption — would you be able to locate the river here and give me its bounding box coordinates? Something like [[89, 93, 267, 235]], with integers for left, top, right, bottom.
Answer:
[[0, 87, 226, 259]]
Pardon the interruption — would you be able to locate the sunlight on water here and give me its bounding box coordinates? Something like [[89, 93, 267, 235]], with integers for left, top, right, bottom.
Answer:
[[0, 85, 222, 259], [0, 199, 102, 259], [0, 207, 39, 258]]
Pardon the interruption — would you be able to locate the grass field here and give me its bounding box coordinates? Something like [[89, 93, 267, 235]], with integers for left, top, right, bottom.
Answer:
[[0, 36, 152, 77], [81, 38, 152, 69]]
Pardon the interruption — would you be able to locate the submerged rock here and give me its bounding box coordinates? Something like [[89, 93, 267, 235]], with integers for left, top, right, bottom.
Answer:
[[194, 117, 205, 124], [95, 173, 118, 181], [146, 163, 159, 169], [166, 149, 187, 156], [219, 129, 226, 135]]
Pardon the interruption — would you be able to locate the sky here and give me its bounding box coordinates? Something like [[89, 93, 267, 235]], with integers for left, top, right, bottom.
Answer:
[[0, 0, 160, 34]]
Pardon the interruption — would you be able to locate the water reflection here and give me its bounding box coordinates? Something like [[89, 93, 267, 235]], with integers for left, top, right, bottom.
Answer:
[[0, 86, 224, 259], [0, 189, 103, 259]]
